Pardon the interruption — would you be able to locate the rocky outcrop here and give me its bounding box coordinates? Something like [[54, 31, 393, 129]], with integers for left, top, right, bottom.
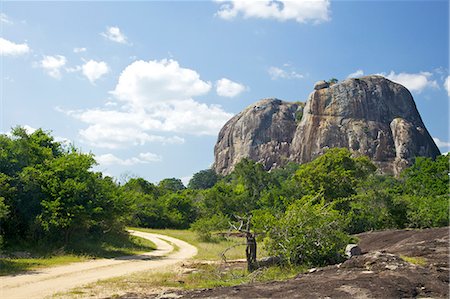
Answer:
[[213, 75, 440, 176], [214, 98, 300, 175]]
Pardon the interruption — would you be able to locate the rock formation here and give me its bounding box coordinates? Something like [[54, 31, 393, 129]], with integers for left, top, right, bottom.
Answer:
[[213, 99, 300, 176], [213, 75, 440, 176]]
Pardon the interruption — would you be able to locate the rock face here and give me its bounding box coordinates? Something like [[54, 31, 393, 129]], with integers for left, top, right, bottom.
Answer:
[[213, 75, 440, 176], [214, 98, 300, 175]]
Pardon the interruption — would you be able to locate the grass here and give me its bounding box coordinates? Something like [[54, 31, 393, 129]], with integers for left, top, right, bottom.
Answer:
[[400, 255, 427, 266], [0, 232, 156, 276], [130, 227, 263, 261]]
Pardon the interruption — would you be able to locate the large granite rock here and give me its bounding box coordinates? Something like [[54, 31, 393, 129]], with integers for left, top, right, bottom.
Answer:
[[214, 98, 300, 175], [213, 76, 440, 176]]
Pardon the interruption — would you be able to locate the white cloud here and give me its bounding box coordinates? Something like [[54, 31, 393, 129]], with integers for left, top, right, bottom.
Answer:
[[381, 71, 438, 93], [1, 13, 13, 25], [101, 26, 129, 44], [216, 78, 246, 97], [112, 59, 212, 107], [0, 37, 30, 56], [347, 69, 364, 78], [73, 47, 87, 53], [82, 60, 110, 84], [62, 59, 233, 149], [433, 137, 450, 149], [268, 66, 304, 80], [96, 152, 162, 166], [444, 76, 450, 97], [40, 55, 67, 79], [216, 0, 331, 24]]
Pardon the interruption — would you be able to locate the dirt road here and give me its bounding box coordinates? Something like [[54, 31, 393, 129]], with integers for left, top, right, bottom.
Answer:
[[0, 230, 197, 299]]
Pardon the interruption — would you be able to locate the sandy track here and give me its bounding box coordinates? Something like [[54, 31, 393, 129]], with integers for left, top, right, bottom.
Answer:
[[0, 230, 197, 299]]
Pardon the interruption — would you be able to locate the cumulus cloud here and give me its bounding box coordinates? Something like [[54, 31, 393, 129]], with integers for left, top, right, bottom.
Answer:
[[216, 78, 246, 97], [62, 59, 233, 149], [216, 0, 331, 23], [444, 76, 450, 97], [96, 152, 162, 166], [101, 26, 129, 44], [381, 71, 438, 93], [268, 66, 304, 80], [82, 60, 110, 84], [347, 69, 364, 78], [0, 37, 30, 56], [112, 59, 212, 107], [40, 55, 67, 79]]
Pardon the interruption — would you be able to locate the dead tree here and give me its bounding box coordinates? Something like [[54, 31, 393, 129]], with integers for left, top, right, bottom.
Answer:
[[230, 215, 258, 272]]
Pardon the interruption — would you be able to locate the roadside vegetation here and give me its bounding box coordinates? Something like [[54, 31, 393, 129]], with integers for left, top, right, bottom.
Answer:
[[0, 233, 155, 275], [1, 127, 448, 287]]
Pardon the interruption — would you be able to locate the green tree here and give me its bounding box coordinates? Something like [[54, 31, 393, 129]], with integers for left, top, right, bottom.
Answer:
[[401, 155, 449, 197], [33, 152, 123, 244], [190, 213, 230, 241], [294, 148, 376, 202], [158, 178, 186, 193], [123, 177, 159, 196], [188, 169, 219, 190], [256, 195, 350, 266]]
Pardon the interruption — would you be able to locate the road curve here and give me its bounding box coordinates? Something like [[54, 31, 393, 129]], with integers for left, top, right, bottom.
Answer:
[[0, 230, 197, 299]]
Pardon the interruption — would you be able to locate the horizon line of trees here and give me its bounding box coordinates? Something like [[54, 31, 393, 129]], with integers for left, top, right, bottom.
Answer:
[[1, 127, 448, 266]]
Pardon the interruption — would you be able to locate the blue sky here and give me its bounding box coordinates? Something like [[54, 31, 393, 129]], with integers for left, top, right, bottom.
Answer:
[[1, 0, 449, 185]]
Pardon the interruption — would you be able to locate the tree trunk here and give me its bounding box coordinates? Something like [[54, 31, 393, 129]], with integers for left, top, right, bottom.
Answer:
[[246, 232, 257, 272]]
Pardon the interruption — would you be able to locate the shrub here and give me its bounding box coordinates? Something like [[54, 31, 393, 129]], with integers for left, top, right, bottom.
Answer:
[[258, 195, 351, 266], [191, 213, 230, 242]]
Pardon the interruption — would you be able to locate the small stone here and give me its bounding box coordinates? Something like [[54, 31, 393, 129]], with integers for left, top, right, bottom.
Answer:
[[345, 244, 362, 258]]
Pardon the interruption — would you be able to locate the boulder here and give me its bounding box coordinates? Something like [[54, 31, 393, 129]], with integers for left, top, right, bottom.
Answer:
[[213, 76, 440, 176], [314, 80, 329, 90], [213, 98, 299, 175], [345, 244, 362, 258]]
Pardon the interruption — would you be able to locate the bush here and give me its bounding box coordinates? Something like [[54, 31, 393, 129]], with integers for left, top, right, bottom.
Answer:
[[191, 213, 230, 242], [397, 195, 449, 228], [257, 195, 351, 266]]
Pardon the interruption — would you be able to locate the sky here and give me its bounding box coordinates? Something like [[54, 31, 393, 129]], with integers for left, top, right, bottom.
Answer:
[[1, 0, 449, 185]]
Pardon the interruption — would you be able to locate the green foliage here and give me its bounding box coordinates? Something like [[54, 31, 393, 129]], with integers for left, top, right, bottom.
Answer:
[[395, 195, 449, 228], [344, 175, 405, 233], [188, 169, 219, 190], [258, 195, 351, 266], [158, 178, 186, 193], [401, 155, 449, 197], [294, 148, 376, 201], [191, 213, 230, 241], [201, 181, 240, 217], [123, 178, 159, 195], [3, 125, 447, 269], [0, 127, 127, 250]]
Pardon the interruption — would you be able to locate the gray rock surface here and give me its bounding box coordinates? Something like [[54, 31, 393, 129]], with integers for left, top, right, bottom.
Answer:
[[213, 98, 299, 175], [213, 76, 440, 176], [314, 80, 329, 90]]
